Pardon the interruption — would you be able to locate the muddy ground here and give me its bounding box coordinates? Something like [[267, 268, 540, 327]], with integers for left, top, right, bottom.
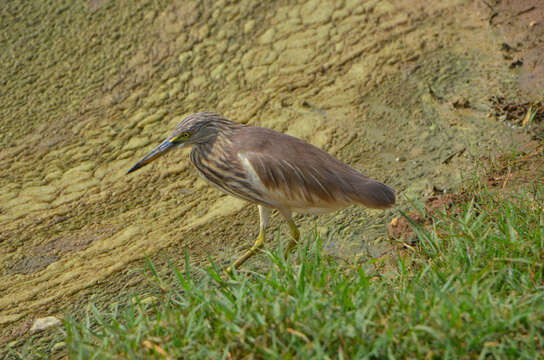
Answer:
[[0, 0, 542, 355]]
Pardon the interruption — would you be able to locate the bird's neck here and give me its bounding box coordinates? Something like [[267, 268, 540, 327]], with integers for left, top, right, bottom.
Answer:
[[191, 130, 230, 160]]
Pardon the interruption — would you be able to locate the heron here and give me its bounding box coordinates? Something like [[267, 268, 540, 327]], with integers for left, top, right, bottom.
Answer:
[[127, 112, 395, 272]]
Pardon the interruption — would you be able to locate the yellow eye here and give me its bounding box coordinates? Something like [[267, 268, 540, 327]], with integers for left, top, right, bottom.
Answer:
[[170, 132, 190, 143]]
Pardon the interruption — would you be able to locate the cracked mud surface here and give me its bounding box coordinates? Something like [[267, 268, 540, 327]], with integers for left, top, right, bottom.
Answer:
[[1, 0, 542, 351]]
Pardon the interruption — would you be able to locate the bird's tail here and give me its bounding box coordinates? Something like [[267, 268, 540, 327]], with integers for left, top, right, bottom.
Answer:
[[353, 180, 395, 209]]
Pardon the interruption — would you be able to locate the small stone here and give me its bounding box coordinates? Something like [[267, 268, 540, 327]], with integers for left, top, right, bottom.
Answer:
[[30, 316, 62, 332]]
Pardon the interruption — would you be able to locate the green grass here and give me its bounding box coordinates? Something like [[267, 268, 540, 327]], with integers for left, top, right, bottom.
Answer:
[[56, 186, 544, 358]]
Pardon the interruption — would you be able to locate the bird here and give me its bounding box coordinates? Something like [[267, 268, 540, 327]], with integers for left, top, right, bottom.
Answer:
[[127, 112, 395, 272]]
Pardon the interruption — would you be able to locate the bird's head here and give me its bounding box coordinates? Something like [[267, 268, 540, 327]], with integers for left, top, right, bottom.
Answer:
[[126, 112, 226, 174]]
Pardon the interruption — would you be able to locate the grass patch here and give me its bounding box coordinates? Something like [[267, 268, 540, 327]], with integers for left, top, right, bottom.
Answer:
[[49, 186, 544, 358]]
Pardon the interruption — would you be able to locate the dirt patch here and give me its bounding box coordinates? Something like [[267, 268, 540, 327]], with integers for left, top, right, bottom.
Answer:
[[389, 141, 544, 244], [483, 142, 544, 190], [4, 225, 119, 275], [476, 0, 544, 98], [388, 193, 468, 244], [489, 97, 544, 140], [5, 255, 60, 276]]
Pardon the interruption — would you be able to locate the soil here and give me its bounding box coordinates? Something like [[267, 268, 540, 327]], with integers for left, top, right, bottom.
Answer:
[[0, 0, 543, 354]]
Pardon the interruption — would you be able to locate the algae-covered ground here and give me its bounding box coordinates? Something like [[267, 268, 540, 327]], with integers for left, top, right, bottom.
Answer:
[[0, 0, 542, 355]]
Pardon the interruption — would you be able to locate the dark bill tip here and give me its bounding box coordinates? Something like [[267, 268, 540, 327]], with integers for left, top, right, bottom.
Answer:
[[126, 162, 143, 174], [126, 139, 175, 175]]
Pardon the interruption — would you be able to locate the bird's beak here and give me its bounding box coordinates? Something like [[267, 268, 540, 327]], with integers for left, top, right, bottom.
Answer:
[[126, 139, 175, 174]]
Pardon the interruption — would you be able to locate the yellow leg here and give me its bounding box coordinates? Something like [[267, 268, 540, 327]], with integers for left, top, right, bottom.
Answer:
[[226, 205, 270, 273], [280, 211, 300, 258], [226, 230, 265, 273], [283, 220, 300, 258]]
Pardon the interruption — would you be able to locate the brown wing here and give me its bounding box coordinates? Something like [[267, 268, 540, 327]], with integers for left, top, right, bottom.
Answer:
[[233, 126, 395, 210]]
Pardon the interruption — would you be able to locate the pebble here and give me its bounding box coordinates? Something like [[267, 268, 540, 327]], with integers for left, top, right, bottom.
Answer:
[[30, 316, 62, 333]]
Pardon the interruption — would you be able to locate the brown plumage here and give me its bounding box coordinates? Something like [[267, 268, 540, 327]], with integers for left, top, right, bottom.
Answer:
[[232, 126, 394, 211], [127, 112, 395, 271]]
